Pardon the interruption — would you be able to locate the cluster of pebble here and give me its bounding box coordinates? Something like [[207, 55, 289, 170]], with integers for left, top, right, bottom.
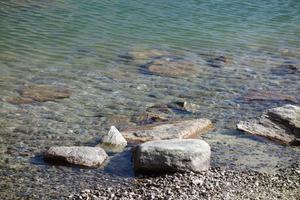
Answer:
[[70, 162, 299, 200]]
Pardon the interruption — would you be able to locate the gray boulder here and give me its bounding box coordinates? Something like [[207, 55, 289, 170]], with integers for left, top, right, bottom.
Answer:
[[237, 104, 300, 145], [132, 139, 211, 173], [123, 118, 213, 143], [44, 146, 108, 167]]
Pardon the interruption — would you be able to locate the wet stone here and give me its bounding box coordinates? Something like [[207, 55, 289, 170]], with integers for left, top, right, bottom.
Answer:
[[122, 118, 213, 143]]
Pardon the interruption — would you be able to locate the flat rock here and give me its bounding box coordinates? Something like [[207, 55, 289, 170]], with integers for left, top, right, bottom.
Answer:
[[123, 118, 213, 143], [44, 146, 108, 167], [132, 139, 211, 173], [17, 84, 71, 103], [144, 57, 198, 77], [244, 90, 296, 103], [125, 49, 171, 61], [237, 104, 300, 145]]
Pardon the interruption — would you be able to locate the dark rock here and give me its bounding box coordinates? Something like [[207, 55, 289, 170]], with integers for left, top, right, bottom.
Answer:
[[271, 61, 299, 75], [207, 56, 228, 68]]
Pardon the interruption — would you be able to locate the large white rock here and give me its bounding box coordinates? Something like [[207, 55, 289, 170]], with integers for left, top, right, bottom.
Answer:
[[102, 126, 127, 148], [44, 146, 108, 167], [132, 139, 211, 173]]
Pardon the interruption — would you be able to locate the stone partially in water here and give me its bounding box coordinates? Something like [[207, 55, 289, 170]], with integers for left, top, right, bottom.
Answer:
[[132, 139, 211, 173], [122, 118, 213, 143], [267, 105, 300, 137], [144, 58, 199, 77], [237, 104, 300, 145], [244, 90, 296, 103], [19, 84, 71, 102], [44, 146, 108, 167], [101, 126, 127, 150]]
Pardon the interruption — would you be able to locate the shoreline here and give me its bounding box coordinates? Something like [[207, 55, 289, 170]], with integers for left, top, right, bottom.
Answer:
[[70, 162, 300, 200]]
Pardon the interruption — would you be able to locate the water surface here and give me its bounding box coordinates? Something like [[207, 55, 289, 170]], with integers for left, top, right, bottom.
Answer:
[[0, 0, 300, 199]]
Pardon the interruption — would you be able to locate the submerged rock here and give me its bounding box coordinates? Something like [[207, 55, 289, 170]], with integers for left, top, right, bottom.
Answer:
[[44, 146, 108, 167], [237, 104, 300, 145], [207, 55, 228, 68], [143, 57, 199, 77], [6, 96, 35, 104], [20, 85, 71, 102], [101, 126, 127, 151], [123, 118, 213, 143], [244, 90, 296, 103], [6, 84, 71, 104], [168, 101, 201, 113], [132, 139, 211, 173], [121, 49, 171, 61], [271, 61, 299, 75], [133, 111, 169, 125]]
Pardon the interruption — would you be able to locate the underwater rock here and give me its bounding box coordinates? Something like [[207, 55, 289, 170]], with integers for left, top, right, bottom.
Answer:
[[207, 55, 228, 68], [44, 146, 108, 167], [20, 85, 71, 102], [122, 118, 213, 143], [271, 61, 299, 75], [237, 104, 300, 145], [244, 90, 296, 103], [168, 101, 201, 113], [101, 126, 127, 150], [6, 84, 71, 104], [133, 111, 169, 125], [143, 57, 198, 77], [6, 96, 35, 104], [132, 139, 211, 173], [119, 49, 172, 62]]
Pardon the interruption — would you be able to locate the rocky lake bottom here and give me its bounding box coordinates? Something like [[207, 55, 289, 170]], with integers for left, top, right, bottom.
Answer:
[[0, 46, 300, 199]]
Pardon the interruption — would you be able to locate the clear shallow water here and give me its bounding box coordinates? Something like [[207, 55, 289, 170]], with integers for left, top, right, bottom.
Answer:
[[0, 0, 300, 199]]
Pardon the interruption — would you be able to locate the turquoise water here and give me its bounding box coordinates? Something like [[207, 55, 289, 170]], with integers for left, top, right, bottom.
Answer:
[[1, 0, 300, 68], [0, 0, 300, 199]]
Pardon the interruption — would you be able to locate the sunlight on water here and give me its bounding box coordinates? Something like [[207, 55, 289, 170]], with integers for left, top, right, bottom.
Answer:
[[0, 0, 299, 199]]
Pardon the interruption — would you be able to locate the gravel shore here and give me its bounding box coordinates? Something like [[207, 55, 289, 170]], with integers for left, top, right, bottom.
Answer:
[[70, 162, 299, 200]]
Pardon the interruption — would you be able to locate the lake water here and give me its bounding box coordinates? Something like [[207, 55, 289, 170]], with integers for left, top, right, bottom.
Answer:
[[0, 0, 300, 199]]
